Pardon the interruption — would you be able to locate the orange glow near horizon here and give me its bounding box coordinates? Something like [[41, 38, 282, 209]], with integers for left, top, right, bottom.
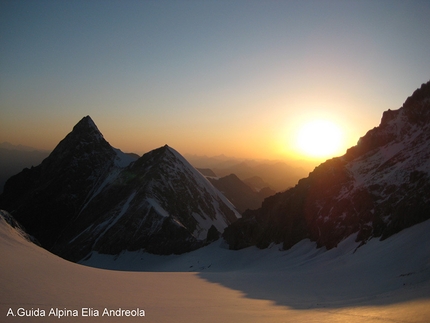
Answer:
[[0, 112, 358, 168]]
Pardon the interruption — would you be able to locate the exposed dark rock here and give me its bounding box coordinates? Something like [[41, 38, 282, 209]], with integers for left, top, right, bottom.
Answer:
[[0, 117, 239, 262], [224, 80, 430, 251], [206, 224, 221, 243], [0, 116, 122, 249]]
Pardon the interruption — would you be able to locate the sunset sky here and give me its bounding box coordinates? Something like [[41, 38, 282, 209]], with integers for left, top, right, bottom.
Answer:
[[1, 0, 430, 163]]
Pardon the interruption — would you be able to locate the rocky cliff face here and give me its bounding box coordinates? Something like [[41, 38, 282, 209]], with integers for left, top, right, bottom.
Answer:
[[224, 81, 430, 250], [0, 117, 240, 261]]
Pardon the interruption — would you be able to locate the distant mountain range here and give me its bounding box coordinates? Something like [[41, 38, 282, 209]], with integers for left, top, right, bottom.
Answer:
[[0, 142, 46, 151], [206, 174, 276, 214], [0, 116, 240, 261], [0, 144, 50, 193], [196, 168, 276, 214], [187, 154, 312, 192], [224, 81, 430, 251]]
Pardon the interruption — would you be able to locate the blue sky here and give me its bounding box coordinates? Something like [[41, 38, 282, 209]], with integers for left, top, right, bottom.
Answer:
[[1, 0, 430, 161]]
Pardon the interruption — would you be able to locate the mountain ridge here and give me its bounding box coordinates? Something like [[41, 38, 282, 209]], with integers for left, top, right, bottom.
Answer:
[[224, 81, 430, 251], [0, 117, 239, 261]]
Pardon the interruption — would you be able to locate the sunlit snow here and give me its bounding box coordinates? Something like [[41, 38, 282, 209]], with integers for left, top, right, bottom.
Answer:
[[1, 212, 429, 322]]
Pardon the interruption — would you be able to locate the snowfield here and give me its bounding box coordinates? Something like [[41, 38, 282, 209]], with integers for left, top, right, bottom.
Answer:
[[1, 213, 430, 322]]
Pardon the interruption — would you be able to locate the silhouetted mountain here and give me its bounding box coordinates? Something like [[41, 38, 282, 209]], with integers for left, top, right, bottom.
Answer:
[[242, 176, 272, 191], [224, 81, 430, 251], [0, 116, 136, 250], [208, 174, 276, 214], [197, 168, 217, 177], [213, 161, 308, 192], [0, 116, 240, 261], [125, 152, 141, 159], [0, 142, 43, 151], [186, 155, 310, 192]]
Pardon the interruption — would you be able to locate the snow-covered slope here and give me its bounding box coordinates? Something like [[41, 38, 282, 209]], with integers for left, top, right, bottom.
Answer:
[[1, 210, 429, 323], [0, 210, 39, 245], [224, 81, 430, 250]]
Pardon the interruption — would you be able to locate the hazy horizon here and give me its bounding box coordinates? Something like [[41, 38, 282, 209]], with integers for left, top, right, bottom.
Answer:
[[1, 1, 430, 163], [0, 136, 319, 170]]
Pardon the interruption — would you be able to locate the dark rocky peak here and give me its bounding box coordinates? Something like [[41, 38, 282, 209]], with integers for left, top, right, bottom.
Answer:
[[39, 116, 117, 177], [402, 81, 430, 124], [54, 116, 105, 153], [63, 115, 106, 147], [346, 80, 430, 160], [130, 145, 177, 177], [133, 145, 172, 164], [130, 145, 204, 184], [74, 115, 100, 133], [0, 116, 122, 249], [159, 144, 193, 165], [380, 81, 430, 126], [50, 144, 240, 260], [128, 146, 236, 216]]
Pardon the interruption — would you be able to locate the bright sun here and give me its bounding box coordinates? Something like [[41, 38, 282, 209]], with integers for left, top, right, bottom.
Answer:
[[295, 119, 343, 159]]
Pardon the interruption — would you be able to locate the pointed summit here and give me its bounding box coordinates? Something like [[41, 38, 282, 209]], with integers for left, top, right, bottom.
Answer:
[[39, 116, 115, 175], [80, 115, 97, 127], [72, 115, 102, 137], [59, 115, 105, 148], [0, 116, 126, 249]]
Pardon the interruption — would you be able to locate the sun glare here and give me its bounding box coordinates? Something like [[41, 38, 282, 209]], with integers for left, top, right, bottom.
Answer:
[[295, 119, 343, 159]]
